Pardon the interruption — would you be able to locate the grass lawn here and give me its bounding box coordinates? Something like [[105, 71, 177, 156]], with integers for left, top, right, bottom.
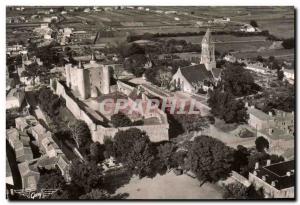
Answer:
[[115, 172, 224, 199]]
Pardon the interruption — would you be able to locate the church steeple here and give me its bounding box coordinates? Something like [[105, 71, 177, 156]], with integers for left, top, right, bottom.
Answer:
[[90, 52, 96, 64], [202, 28, 211, 44], [200, 28, 216, 71], [78, 60, 83, 69]]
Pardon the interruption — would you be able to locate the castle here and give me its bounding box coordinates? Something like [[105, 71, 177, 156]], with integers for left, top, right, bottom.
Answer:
[[171, 28, 221, 94], [65, 54, 115, 99]]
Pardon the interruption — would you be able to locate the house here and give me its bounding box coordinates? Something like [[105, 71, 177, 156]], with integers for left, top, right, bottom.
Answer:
[[15, 115, 38, 132], [247, 105, 294, 157], [18, 161, 40, 191], [31, 123, 47, 142], [247, 105, 274, 131], [223, 54, 237, 63], [56, 155, 71, 182], [6, 128, 34, 163], [6, 87, 25, 109], [283, 69, 294, 84], [249, 160, 294, 198], [40, 134, 63, 158], [245, 62, 269, 74], [6, 158, 14, 186], [240, 25, 256, 32]]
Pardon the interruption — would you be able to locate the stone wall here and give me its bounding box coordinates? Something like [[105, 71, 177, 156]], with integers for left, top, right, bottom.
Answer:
[[52, 80, 169, 144]]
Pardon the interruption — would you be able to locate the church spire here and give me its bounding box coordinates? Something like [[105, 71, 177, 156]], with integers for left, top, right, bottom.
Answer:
[[202, 28, 212, 44], [200, 28, 216, 71], [90, 52, 96, 63]]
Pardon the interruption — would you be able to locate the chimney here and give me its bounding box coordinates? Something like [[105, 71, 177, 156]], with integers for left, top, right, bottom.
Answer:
[[286, 171, 291, 176], [255, 162, 259, 169], [271, 181, 276, 187], [268, 111, 273, 117], [266, 159, 271, 166], [262, 175, 267, 181]]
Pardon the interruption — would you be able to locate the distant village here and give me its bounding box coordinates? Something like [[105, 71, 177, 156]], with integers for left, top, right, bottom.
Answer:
[[6, 6, 295, 200]]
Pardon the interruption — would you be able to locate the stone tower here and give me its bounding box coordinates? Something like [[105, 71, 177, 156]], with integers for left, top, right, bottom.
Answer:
[[101, 65, 110, 94], [76, 63, 89, 99], [200, 28, 216, 71]]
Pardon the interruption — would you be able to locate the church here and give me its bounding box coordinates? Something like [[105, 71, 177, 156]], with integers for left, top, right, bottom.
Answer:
[[171, 28, 221, 94]]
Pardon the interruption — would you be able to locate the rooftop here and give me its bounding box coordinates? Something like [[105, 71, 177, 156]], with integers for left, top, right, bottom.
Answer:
[[247, 107, 273, 121], [179, 64, 214, 85], [254, 160, 295, 190]]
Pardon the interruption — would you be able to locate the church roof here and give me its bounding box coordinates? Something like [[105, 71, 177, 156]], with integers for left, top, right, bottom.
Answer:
[[179, 64, 214, 84]]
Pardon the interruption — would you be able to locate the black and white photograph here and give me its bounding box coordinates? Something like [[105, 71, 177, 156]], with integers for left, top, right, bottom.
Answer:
[[5, 3, 296, 201]]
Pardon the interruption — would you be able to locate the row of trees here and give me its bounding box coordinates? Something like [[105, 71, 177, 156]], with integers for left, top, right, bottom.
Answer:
[[126, 29, 272, 42]]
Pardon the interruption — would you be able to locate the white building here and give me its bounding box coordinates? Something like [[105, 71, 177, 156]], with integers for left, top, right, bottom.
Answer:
[[223, 54, 237, 63], [245, 62, 269, 74], [240, 25, 256, 32], [283, 69, 294, 84], [6, 87, 25, 109]]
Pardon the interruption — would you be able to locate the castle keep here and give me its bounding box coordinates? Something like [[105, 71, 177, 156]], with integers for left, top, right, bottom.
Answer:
[[65, 54, 111, 99]]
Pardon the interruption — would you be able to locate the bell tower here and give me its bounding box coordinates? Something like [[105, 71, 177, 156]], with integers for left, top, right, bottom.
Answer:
[[200, 28, 216, 71]]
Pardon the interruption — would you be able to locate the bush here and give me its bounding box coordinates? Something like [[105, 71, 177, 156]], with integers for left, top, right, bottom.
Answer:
[[111, 112, 132, 127], [282, 38, 294, 49], [239, 128, 255, 138], [255, 136, 269, 152]]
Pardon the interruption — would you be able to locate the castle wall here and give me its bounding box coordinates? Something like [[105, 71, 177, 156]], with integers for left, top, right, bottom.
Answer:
[[117, 80, 135, 96], [53, 80, 169, 144]]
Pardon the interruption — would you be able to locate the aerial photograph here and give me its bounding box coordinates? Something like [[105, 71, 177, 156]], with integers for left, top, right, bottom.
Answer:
[[5, 6, 295, 200]]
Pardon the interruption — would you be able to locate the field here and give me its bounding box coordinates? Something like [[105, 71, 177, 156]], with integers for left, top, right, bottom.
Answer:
[[115, 172, 224, 199]]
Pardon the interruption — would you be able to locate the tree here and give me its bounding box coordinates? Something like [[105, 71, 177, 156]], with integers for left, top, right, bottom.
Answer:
[[208, 89, 249, 123], [255, 136, 269, 152], [187, 135, 234, 183], [231, 145, 250, 176], [221, 64, 259, 97], [69, 120, 91, 148], [172, 114, 212, 132], [37, 169, 65, 191], [103, 137, 115, 159], [113, 128, 155, 177], [223, 182, 248, 199], [156, 68, 173, 87], [156, 142, 176, 169], [282, 38, 294, 49], [38, 87, 62, 117], [69, 159, 103, 193], [127, 137, 155, 177], [277, 69, 284, 81], [90, 142, 104, 163], [79, 189, 111, 200], [111, 112, 132, 127], [269, 154, 284, 164], [250, 20, 258, 28], [21, 62, 48, 85]]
